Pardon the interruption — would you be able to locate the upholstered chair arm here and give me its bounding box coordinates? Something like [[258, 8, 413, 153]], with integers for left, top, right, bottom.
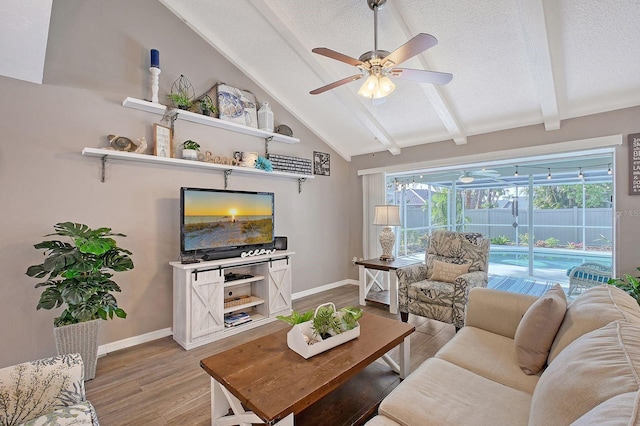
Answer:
[[450, 270, 488, 329], [0, 353, 88, 425], [465, 287, 539, 338], [396, 263, 428, 313]]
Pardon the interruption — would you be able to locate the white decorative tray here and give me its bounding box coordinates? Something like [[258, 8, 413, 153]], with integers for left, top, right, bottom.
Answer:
[[286, 304, 360, 359]]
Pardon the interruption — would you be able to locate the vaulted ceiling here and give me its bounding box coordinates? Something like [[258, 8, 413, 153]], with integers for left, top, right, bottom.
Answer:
[[160, 0, 640, 161], [3, 1, 639, 162]]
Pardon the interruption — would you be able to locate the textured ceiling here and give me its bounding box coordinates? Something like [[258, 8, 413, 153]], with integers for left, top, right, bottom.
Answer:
[[6, 1, 638, 161], [0, 0, 52, 84]]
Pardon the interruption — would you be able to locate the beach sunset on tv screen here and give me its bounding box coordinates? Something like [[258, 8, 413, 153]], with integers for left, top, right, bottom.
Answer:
[[182, 189, 274, 252]]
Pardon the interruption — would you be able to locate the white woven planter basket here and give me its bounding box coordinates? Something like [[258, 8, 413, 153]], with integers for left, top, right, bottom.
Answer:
[[54, 318, 101, 380]]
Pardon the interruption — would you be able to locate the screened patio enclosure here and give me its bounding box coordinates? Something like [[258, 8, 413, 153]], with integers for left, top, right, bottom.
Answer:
[[386, 154, 614, 284]]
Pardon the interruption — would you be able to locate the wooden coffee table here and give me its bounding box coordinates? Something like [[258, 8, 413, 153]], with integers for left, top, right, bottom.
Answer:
[[200, 312, 415, 425]]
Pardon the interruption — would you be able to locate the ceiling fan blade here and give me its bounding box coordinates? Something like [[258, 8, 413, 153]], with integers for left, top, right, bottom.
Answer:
[[390, 68, 453, 85], [382, 33, 438, 67], [312, 48, 365, 67], [310, 74, 364, 95]]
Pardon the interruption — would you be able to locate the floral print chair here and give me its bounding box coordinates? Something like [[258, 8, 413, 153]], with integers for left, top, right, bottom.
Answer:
[[0, 353, 99, 426], [397, 231, 490, 329]]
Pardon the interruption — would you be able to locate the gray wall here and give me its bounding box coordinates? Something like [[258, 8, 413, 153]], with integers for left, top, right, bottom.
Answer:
[[0, 0, 351, 366], [348, 106, 640, 280]]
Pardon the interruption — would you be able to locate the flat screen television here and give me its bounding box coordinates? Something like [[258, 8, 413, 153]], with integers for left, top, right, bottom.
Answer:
[[180, 187, 275, 260]]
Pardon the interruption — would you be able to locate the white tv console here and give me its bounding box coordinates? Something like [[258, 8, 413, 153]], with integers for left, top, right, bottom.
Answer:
[[170, 251, 294, 350]]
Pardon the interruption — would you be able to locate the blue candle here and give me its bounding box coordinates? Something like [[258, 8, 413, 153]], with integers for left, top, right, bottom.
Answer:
[[150, 49, 159, 68]]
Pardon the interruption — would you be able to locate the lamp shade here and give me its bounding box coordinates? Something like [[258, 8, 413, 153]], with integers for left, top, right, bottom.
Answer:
[[374, 205, 401, 226]]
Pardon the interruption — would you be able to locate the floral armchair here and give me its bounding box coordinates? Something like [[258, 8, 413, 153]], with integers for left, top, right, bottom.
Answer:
[[397, 231, 490, 329], [0, 353, 99, 426]]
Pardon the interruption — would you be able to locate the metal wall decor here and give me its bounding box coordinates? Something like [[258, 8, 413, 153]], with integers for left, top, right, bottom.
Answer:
[[313, 151, 330, 176]]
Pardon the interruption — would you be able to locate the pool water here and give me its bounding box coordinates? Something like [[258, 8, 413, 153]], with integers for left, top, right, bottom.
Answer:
[[489, 250, 612, 271]]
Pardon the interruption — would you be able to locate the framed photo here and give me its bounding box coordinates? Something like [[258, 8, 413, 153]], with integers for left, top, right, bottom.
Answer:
[[154, 123, 172, 158], [313, 151, 330, 176]]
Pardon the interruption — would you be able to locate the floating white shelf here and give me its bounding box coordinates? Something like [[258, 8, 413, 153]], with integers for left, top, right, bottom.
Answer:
[[122, 97, 300, 144], [81, 148, 314, 187]]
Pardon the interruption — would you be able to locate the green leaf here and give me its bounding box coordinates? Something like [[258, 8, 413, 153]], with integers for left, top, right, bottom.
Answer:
[[37, 287, 62, 310], [26, 264, 47, 278], [61, 285, 91, 305]]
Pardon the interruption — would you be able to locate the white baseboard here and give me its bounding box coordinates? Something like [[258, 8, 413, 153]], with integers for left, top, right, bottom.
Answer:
[[292, 279, 358, 300], [97, 327, 173, 357], [96, 281, 359, 356]]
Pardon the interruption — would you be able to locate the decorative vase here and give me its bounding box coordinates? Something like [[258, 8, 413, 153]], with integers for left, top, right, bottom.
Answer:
[[182, 149, 198, 161], [257, 101, 274, 132], [53, 319, 101, 380], [379, 226, 396, 261]]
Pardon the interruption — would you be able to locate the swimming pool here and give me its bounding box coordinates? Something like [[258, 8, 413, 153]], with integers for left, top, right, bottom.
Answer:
[[489, 249, 612, 271], [488, 247, 613, 284]]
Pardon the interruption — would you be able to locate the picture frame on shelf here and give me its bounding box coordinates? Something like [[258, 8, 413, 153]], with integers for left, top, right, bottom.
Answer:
[[313, 151, 330, 176], [154, 123, 172, 158]]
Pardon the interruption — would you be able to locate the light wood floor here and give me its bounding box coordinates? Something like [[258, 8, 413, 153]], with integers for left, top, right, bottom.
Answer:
[[85, 285, 455, 425]]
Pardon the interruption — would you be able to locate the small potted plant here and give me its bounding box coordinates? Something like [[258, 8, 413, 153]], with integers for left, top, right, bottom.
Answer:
[[181, 140, 200, 161], [168, 92, 193, 110], [25, 222, 134, 379], [199, 95, 217, 117]]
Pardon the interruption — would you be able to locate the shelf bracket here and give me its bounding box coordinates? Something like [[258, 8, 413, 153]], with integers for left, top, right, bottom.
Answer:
[[224, 169, 233, 189], [100, 155, 107, 183], [298, 178, 306, 194], [164, 110, 179, 132], [264, 136, 273, 157]]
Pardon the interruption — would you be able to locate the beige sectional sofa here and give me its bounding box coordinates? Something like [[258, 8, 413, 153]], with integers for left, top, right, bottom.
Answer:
[[366, 284, 640, 425]]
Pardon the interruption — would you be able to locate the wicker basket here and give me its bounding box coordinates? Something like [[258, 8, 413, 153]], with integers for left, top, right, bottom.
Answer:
[[224, 295, 260, 309], [53, 319, 101, 380]]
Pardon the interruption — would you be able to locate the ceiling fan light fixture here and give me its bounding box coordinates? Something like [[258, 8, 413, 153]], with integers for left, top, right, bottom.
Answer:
[[459, 173, 474, 183], [358, 74, 395, 99]]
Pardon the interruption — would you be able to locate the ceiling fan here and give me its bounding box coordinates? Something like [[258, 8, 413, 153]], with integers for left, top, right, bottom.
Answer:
[[309, 0, 452, 99], [459, 169, 501, 183]]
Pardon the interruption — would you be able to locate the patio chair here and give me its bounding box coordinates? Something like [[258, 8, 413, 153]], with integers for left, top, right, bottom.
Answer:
[[566, 262, 612, 296], [396, 230, 490, 329]]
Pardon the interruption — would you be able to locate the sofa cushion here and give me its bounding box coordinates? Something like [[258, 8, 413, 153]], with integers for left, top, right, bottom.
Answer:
[[364, 415, 401, 426], [548, 284, 640, 363], [379, 357, 531, 426], [436, 326, 540, 394], [430, 260, 470, 283], [529, 321, 640, 425], [514, 283, 567, 375], [571, 393, 640, 425]]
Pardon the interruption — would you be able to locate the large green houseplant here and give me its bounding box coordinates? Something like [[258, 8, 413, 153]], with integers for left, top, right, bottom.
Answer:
[[26, 222, 134, 379], [608, 267, 640, 305]]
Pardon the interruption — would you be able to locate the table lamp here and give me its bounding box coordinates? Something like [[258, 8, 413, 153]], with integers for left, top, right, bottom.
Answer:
[[374, 205, 401, 261]]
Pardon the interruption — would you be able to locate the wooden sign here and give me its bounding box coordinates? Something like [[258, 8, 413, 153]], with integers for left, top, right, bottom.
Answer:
[[630, 133, 640, 195]]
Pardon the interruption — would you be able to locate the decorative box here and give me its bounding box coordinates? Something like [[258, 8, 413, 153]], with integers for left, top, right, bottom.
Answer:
[[267, 153, 312, 175], [214, 83, 258, 128]]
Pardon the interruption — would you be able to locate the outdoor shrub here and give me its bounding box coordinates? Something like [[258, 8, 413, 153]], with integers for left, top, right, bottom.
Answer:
[[535, 240, 547, 247], [566, 241, 583, 249], [490, 235, 511, 245], [545, 237, 559, 248], [519, 233, 533, 245]]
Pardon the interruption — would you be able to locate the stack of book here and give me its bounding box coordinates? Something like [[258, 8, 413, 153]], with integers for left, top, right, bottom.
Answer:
[[224, 312, 252, 328]]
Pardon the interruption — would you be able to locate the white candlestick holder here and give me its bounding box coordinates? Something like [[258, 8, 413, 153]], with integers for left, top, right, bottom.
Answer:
[[149, 67, 161, 103]]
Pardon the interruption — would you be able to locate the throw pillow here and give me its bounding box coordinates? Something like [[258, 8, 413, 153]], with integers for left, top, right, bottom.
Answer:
[[430, 260, 471, 283], [514, 283, 567, 375]]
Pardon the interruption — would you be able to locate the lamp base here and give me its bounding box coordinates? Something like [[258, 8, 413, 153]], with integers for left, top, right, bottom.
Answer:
[[378, 226, 396, 262]]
